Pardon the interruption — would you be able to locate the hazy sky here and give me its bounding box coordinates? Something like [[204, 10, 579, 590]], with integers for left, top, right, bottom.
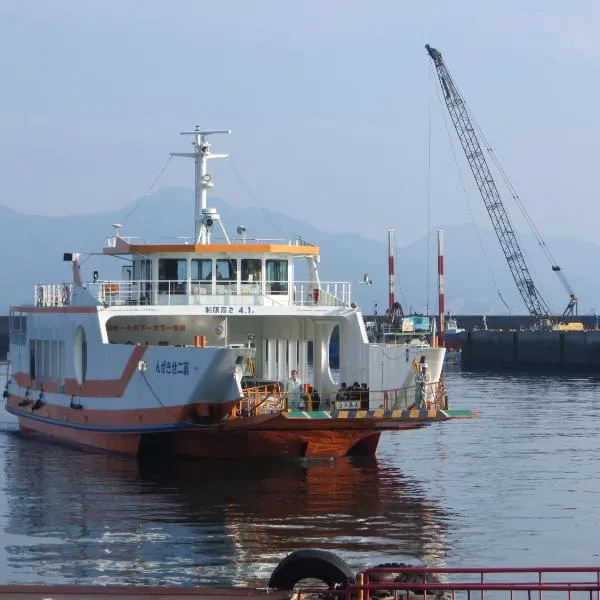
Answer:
[[1, 1, 598, 245]]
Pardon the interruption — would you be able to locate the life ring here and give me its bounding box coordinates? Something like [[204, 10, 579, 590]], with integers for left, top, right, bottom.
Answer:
[[268, 549, 355, 590], [102, 282, 119, 295]]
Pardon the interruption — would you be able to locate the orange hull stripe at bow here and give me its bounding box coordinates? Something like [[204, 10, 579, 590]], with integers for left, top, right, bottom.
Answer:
[[13, 346, 147, 397]]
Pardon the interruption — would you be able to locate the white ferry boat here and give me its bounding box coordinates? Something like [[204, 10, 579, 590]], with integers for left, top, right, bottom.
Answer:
[[3, 127, 475, 458]]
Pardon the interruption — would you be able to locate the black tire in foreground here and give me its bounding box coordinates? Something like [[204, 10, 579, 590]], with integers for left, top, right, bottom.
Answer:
[[268, 549, 356, 591]]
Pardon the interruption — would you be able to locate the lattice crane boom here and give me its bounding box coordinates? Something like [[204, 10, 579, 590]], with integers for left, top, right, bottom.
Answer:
[[425, 44, 553, 318]]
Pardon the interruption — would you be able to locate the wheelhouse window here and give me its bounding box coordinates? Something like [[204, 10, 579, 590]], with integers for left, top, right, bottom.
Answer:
[[191, 258, 213, 295], [133, 259, 152, 304], [216, 259, 237, 281], [191, 259, 213, 281], [241, 259, 262, 282], [241, 259, 262, 295], [266, 259, 288, 294], [158, 258, 187, 294], [133, 259, 152, 281]]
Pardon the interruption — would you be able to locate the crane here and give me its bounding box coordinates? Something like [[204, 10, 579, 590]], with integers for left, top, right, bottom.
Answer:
[[425, 44, 578, 319]]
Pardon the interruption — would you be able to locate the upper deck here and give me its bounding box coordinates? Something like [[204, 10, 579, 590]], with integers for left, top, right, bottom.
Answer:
[[33, 277, 352, 309], [103, 235, 320, 257]]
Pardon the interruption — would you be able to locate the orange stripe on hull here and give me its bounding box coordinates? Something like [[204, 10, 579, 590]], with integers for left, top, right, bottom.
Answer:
[[13, 346, 147, 397]]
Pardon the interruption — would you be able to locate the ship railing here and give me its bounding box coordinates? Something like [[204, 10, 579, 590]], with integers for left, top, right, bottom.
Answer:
[[82, 279, 351, 307], [325, 381, 447, 412], [292, 282, 351, 307], [294, 565, 600, 600], [104, 236, 142, 247], [34, 283, 73, 307], [233, 383, 284, 417], [232, 381, 447, 418], [104, 234, 315, 247]]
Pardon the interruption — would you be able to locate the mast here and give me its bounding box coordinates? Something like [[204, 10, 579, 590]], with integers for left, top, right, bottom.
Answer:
[[437, 229, 445, 346], [387, 229, 396, 314], [171, 126, 231, 244]]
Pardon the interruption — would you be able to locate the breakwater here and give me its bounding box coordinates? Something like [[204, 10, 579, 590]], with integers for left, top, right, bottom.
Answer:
[[460, 329, 600, 373], [438, 315, 600, 373]]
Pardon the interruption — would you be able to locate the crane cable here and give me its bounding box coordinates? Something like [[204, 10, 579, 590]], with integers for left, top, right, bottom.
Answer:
[[457, 91, 555, 301], [432, 63, 512, 313], [464, 101, 559, 266]]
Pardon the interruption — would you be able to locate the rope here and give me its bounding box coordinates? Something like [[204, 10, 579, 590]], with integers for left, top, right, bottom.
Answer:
[[140, 370, 220, 429], [226, 159, 288, 238], [122, 155, 174, 224], [445, 76, 554, 305]]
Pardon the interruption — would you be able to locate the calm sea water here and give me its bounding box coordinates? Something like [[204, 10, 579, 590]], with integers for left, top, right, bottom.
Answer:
[[1, 362, 600, 586]]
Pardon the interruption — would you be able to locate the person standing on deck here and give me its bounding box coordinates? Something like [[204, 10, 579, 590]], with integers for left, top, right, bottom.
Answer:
[[414, 362, 432, 410], [285, 370, 304, 410]]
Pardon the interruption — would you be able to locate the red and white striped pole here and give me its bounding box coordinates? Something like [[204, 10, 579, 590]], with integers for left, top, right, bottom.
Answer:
[[437, 229, 445, 346], [388, 229, 395, 315]]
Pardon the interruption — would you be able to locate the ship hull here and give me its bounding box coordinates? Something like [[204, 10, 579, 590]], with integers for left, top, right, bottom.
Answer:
[[12, 413, 382, 458], [8, 402, 431, 459], [17, 415, 142, 454]]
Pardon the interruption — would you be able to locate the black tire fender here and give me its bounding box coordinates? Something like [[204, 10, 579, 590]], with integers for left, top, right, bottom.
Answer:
[[268, 549, 355, 590]]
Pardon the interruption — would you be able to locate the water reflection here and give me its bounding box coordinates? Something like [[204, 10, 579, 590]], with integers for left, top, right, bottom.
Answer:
[[1, 433, 448, 586]]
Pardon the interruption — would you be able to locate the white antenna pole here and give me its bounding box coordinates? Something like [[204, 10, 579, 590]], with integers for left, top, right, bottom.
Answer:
[[388, 229, 396, 314], [171, 127, 230, 244]]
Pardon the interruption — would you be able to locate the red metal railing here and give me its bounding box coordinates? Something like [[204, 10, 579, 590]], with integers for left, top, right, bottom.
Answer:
[[296, 566, 600, 600]]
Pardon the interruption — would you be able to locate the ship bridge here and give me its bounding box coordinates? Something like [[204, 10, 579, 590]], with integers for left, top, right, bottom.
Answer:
[[92, 234, 351, 309]]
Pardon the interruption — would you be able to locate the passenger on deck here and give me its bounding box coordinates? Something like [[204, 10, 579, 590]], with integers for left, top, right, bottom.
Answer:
[[360, 383, 370, 410], [350, 382, 361, 402], [306, 385, 321, 411], [285, 369, 303, 410], [336, 382, 349, 401], [414, 362, 431, 410]]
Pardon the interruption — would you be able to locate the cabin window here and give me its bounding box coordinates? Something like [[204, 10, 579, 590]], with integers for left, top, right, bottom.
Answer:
[[29, 338, 66, 386], [191, 259, 213, 281], [266, 259, 288, 294], [241, 259, 262, 295], [133, 259, 152, 281], [134, 259, 153, 304], [191, 258, 213, 295], [158, 259, 187, 294], [216, 259, 237, 281], [241, 259, 262, 282]]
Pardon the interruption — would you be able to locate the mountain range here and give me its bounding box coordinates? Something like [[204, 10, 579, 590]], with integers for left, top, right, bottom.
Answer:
[[1, 187, 596, 316]]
